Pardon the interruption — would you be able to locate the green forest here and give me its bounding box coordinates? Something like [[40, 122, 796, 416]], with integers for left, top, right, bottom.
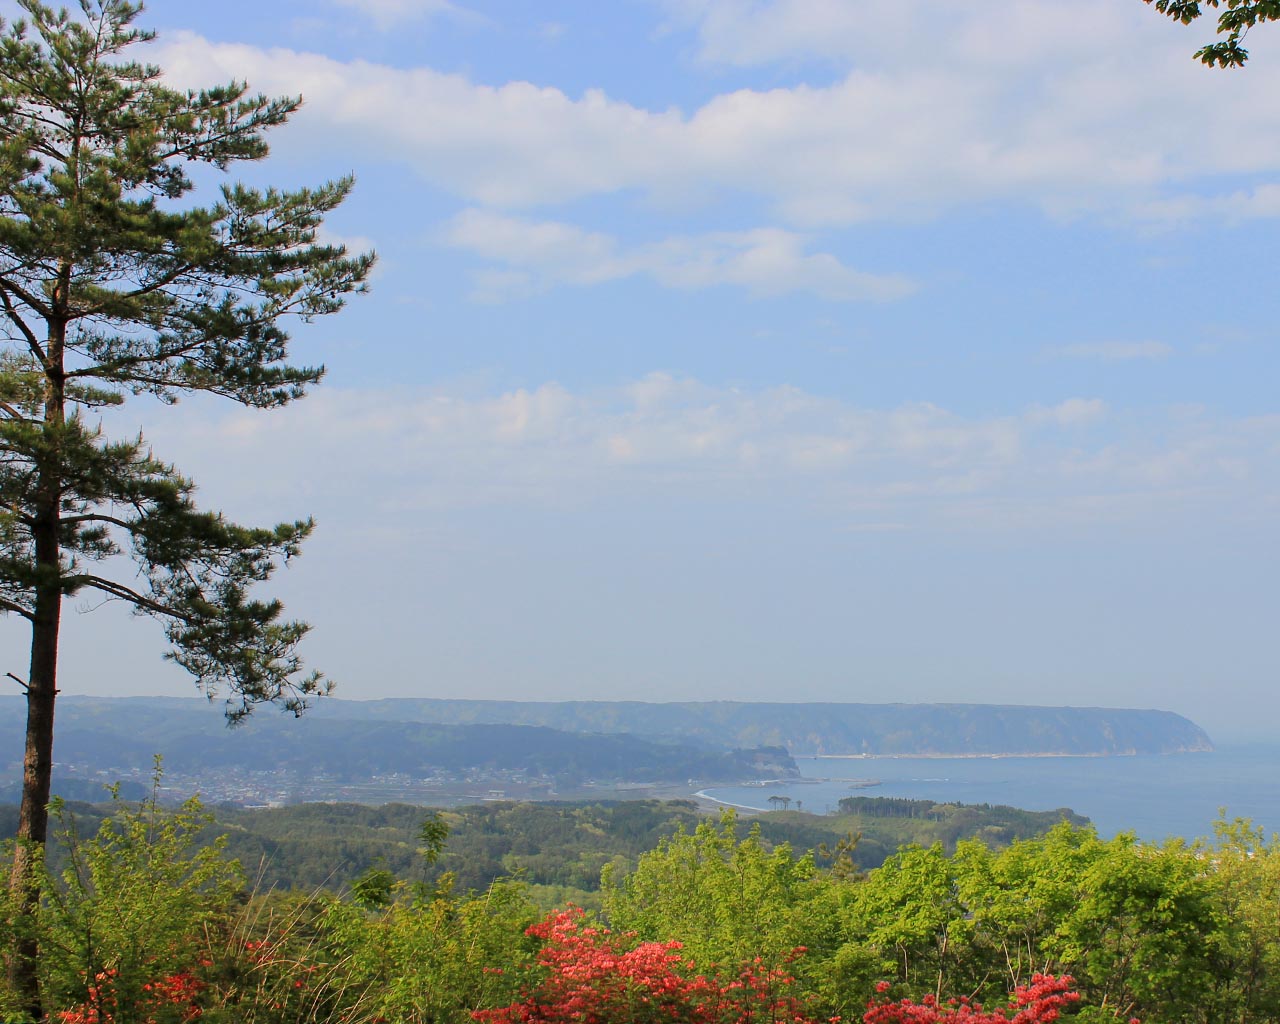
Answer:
[[2, 793, 1087, 905], [3, 778, 1280, 1023]]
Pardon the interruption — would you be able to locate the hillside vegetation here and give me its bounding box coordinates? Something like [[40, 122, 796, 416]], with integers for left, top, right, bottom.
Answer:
[[3, 776, 1278, 1024], [1, 795, 1087, 904]]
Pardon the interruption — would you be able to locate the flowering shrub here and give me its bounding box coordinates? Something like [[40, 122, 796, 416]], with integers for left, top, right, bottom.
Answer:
[[473, 906, 815, 1024], [37, 769, 242, 1023], [863, 975, 1083, 1024], [53, 935, 326, 1024], [56, 967, 205, 1024]]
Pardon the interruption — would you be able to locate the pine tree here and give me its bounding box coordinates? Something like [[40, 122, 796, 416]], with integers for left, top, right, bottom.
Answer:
[[0, 2, 372, 1013]]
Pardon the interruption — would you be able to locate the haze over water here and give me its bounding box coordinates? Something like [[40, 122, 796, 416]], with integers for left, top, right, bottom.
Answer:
[[702, 744, 1280, 842]]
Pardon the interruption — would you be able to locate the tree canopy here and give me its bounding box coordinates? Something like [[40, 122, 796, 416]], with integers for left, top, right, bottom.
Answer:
[[1147, 0, 1280, 66]]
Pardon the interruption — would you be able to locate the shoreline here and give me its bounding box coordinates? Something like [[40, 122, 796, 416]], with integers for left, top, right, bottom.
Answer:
[[691, 789, 771, 813], [793, 749, 1213, 760]]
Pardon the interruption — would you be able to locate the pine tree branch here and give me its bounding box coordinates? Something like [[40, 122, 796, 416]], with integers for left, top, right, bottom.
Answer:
[[8, 110, 73, 158], [0, 280, 52, 321], [67, 255, 210, 316], [59, 513, 134, 530], [0, 601, 34, 623], [64, 573, 188, 620], [64, 343, 203, 378], [0, 499, 34, 523], [0, 69, 70, 121], [152, 115, 289, 167], [0, 400, 35, 422], [0, 283, 49, 364]]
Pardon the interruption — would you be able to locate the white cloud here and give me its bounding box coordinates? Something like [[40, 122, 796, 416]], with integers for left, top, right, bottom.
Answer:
[[661, 1, 1137, 71], [128, 377, 1279, 535], [1050, 341, 1174, 362], [328, 0, 478, 31], [153, 6, 1280, 227], [1026, 398, 1107, 427], [444, 209, 914, 302], [1131, 183, 1280, 225]]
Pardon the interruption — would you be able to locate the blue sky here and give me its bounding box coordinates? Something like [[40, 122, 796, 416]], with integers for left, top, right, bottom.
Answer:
[[3, 0, 1278, 741]]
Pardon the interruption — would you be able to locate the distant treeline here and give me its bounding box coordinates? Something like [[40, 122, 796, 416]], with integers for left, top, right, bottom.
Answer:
[[840, 797, 954, 818], [0, 795, 1087, 905], [838, 795, 1081, 823]]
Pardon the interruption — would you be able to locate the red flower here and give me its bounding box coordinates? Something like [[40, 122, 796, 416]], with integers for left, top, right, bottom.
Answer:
[[864, 975, 1080, 1024], [474, 907, 817, 1024]]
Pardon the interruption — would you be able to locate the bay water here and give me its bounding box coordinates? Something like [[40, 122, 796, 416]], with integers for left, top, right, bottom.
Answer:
[[699, 743, 1280, 842]]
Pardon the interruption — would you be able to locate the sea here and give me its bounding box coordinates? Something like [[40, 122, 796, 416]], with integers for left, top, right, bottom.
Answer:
[[699, 743, 1280, 843]]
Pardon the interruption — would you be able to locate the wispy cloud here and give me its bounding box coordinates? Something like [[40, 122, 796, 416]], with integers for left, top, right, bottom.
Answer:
[[444, 209, 914, 302], [156, 6, 1280, 226], [128, 376, 1279, 538], [327, 0, 483, 31], [1131, 183, 1280, 225], [661, 0, 1123, 70], [1026, 398, 1107, 426], [1049, 341, 1173, 362]]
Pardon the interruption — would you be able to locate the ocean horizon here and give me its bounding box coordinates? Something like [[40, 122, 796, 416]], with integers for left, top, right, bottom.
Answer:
[[699, 742, 1280, 843]]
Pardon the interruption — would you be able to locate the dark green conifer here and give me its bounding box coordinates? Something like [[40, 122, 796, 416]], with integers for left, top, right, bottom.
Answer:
[[0, 2, 372, 1011]]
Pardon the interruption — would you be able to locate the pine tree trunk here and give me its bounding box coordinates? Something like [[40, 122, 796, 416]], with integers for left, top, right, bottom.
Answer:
[[7, 305, 66, 1019], [6, 520, 61, 1020]]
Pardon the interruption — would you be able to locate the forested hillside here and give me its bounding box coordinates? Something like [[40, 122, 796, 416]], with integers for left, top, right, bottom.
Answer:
[[0, 697, 797, 804], [0, 795, 1086, 903]]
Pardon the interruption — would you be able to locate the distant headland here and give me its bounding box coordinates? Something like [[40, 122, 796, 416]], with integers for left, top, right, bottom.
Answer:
[[307, 698, 1212, 758]]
